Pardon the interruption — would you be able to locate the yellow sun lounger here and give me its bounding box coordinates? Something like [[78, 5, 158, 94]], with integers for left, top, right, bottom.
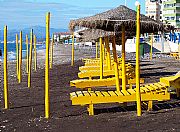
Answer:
[[78, 69, 135, 79], [70, 82, 170, 115], [70, 77, 145, 89]]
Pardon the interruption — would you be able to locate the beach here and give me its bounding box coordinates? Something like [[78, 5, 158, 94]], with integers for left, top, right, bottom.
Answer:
[[0, 44, 180, 132]]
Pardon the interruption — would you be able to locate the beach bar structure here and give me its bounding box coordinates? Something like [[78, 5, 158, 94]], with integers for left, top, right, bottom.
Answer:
[[69, 5, 174, 116]]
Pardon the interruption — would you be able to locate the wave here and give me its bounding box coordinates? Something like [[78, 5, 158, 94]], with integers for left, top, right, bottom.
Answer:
[[0, 43, 45, 61], [8, 51, 17, 60]]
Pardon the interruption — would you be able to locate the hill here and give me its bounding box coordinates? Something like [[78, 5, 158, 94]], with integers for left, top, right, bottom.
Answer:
[[0, 26, 68, 42]]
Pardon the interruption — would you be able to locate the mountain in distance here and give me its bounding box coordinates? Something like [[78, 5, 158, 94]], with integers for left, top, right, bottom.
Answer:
[[0, 25, 68, 42]]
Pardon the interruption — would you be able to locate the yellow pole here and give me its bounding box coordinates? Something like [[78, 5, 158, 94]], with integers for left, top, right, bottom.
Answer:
[[26, 35, 29, 73], [99, 37, 103, 79], [107, 37, 111, 70], [102, 40, 105, 61], [96, 42, 98, 59], [112, 36, 120, 91], [18, 31, 22, 83], [50, 34, 54, 69], [135, 4, 142, 116], [104, 42, 107, 61], [28, 29, 33, 88], [150, 33, 153, 60], [16, 34, 19, 78], [3, 25, 9, 109], [122, 25, 127, 92], [34, 35, 37, 71], [105, 37, 111, 70], [105, 38, 108, 66], [71, 32, 75, 66], [45, 12, 50, 118]]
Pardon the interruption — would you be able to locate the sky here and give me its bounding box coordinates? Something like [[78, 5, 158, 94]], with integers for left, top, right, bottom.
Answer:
[[0, 0, 145, 30]]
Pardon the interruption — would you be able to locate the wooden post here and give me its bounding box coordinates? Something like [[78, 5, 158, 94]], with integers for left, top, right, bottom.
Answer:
[[112, 36, 120, 91], [4, 25, 9, 109], [26, 35, 29, 73], [99, 37, 103, 79], [105, 37, 111, 70], [34, 35, 37, 71], [96, 42, 98, 59], [148, 100, 153, 111], [102, 41, 105, 60], [135, 4, 142, 117], [28, 29, 33, 88], [16, 34, 19, 78], [122, 25, 127, 92], [18, 31, 22, 83], [45, 12, 50, 118]]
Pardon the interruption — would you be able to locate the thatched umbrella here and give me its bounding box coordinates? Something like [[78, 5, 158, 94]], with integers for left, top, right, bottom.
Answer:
[[69, 5, 173, 33], [76, 28, 135, 45]]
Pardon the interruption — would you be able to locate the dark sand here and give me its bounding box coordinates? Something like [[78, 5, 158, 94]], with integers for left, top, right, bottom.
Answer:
[[0, 44, 180, 132]]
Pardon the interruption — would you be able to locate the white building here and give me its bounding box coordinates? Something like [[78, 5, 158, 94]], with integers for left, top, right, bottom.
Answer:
[[145, 0, 162, 22], [54, 32, 71, 42]]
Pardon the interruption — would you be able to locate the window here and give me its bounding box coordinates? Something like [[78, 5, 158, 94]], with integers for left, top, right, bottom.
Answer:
[[171, 17, 175, 20], [165, 17, 169, 20]]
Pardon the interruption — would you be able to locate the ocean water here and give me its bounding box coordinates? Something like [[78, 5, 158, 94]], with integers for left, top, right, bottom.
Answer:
[[0, 42, 45, 61]]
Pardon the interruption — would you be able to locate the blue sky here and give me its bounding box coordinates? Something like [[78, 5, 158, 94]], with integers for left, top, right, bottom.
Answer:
[[0, 0, 145, 30]]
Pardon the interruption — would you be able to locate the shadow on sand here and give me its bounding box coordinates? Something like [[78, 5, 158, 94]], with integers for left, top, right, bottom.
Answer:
[[141, 72, 176, 78], [94, 96, 180, 115]]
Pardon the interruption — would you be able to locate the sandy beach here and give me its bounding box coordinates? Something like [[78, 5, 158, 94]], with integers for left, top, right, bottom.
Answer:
[[0, 44, 180, 132]]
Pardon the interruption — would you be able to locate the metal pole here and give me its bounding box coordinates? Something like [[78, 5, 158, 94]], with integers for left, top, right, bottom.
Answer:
[[150, 33, 153, 60], [18, 31, 22, 83], [135, 4, 142, 116], [71, 32, 74, 66], [122, 25, 127, 92], [50, 33, 54, 69], [34, 35, 37, 71], [26, 35, 29, 73], [99, 37, 103, 79], [45, 12, 50, 118], [16, 34, 19, 78], [4, 25, 9, 109], [112, 36, 120, 91], [28, 29, 33, 88], [161, 32, 164, 53]]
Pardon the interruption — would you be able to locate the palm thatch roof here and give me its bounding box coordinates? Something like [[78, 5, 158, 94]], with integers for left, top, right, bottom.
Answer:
[[76, 28, 135, 45], [69, 5, 173, 33]]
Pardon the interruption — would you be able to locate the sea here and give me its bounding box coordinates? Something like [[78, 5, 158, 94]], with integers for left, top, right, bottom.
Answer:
[[0, 42, 46, 61]]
